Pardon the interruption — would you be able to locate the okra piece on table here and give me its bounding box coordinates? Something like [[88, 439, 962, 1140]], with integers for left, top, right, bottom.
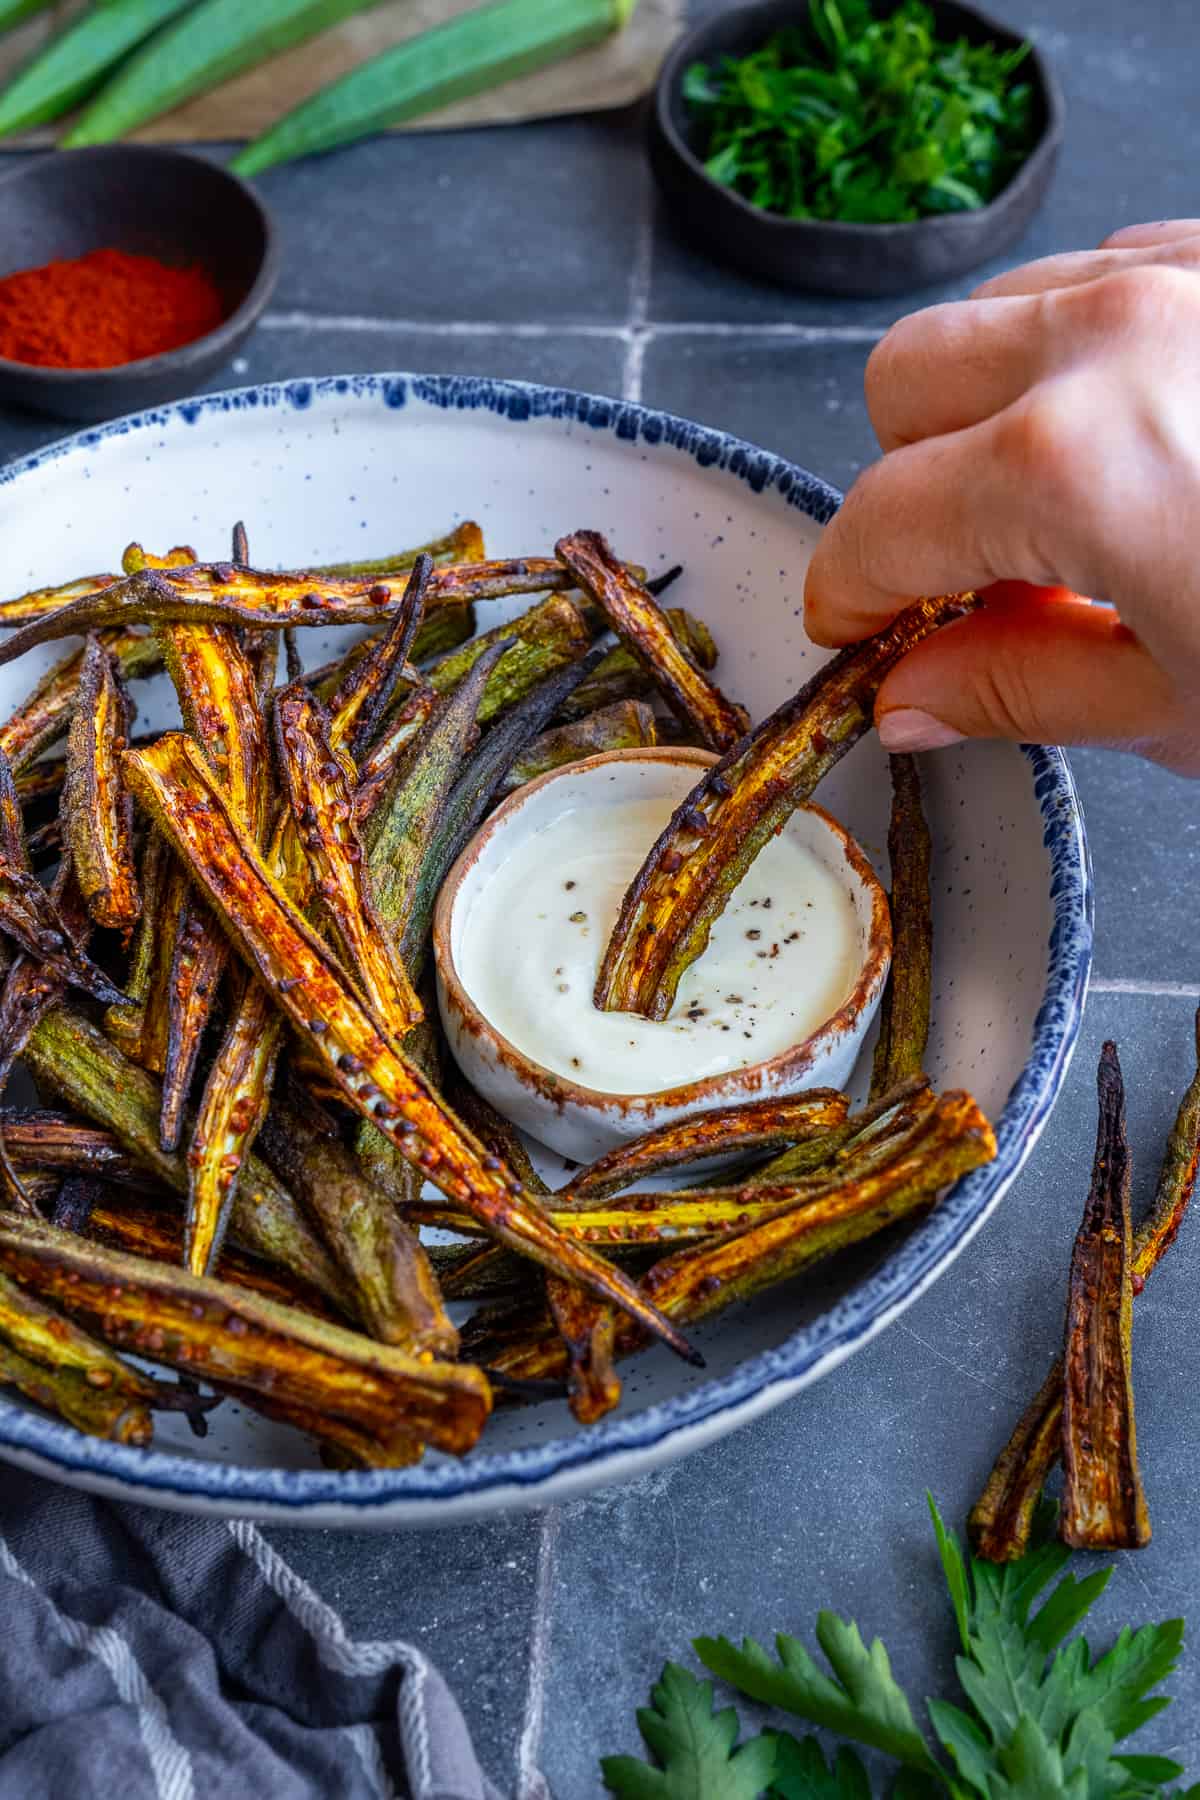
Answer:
[[497, 699, 659, 798], [121, 731, 700, 1365], [0, 1218, 491, 1464], [558, 530, 749, 751], [870, 754, 933, 1099], [971, 1008, 1200, 1562], [567, 1090, 850, 1201], [233, 0, 640, 177], [62, 635, 140, 932], [595, 591, 979, 1021], [1060, 1042, 1150, 1550], [22, 1004, 351, 1310]]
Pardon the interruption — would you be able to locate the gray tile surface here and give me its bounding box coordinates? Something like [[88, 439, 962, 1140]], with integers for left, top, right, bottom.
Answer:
[[1, 0, 1197, 1791], [540, 992, 1200, 1794]]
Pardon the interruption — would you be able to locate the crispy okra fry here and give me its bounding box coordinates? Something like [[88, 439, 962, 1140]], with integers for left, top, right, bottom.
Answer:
[[970, 1007, 1200, 1562], [0, 556, 615, 661], [871, 755, 933, 1098], [433, 1240, 537, 1303], [159, 895, 230, 1153], [0, 749, 27, 870], [326, 553, 432, 759], [62, 636, 140, 932], [2, 1112, 143, 1186], [557, 530, 749, 751], [746, 1076, 934, 1188], [595, 592, 978, 1020], [274, 681, 422, 1037], [352, 687, 440, 824], [122, 732, 701, 1365], [109, 840, 183, 1072], [487, 1093, 996, 1385], [313, 519, 483, 579], [23, 1005, 351, 1309], [0, 570, 118, 627], [568, 1091, 850, 1201], [0, 627, 162, 774], [186, 971, 281, 1278], [547, 1274, 621, 1425], [0, 1338, 159, 1445], [497, 701, 659, 798], [0, 1217, 491, 1461], [0, 856, 124, 1005], [427, 594, 592, 725], [64, 1194, 345, 1323], [1059, 1042, 1150, 1550], [259, 1100, 457, 1356], [556, 609, 717, 723]]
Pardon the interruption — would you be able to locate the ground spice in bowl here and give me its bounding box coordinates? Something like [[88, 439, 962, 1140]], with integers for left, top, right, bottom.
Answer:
[[0, 247, 225, 369]]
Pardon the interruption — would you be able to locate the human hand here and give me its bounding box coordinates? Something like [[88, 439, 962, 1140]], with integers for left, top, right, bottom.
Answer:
[[802, 221, 1200, 773]]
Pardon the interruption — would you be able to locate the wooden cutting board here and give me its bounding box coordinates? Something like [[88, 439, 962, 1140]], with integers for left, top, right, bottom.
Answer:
[[0, 0, 682, 145]]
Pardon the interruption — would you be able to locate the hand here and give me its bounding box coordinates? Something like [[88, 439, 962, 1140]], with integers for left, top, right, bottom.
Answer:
[[802, 221, 1200, 773]]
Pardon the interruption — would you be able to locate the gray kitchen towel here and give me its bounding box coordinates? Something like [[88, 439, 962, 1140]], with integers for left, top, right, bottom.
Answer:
[[0, 1465, 508, 1800]]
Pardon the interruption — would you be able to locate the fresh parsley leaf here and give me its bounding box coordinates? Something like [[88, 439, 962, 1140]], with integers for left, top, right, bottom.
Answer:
[[766, 1730, 872, 1798], [694, 1620, 939, 1774], [600, 1662, 777, 1799], [682, 0, 1037, 224]]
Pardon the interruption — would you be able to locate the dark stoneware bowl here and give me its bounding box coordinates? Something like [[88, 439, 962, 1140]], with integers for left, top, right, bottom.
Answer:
[[650, 0, 1065, 297], [0, 146, 278, 421]]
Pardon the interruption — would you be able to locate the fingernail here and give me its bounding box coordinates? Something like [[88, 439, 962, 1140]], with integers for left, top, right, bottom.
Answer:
[[877, 708, 967, 752]]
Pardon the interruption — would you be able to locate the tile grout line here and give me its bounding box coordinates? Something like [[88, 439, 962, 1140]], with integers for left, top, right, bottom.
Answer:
[[260, 309, 888, 348], [1089, 977, 1200, 998], [620, 182, 657, 404], [515, 1506, 561, 1800]]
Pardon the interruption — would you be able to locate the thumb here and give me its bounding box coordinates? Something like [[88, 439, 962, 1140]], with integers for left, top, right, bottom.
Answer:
[[873, 585, 1200, 771]]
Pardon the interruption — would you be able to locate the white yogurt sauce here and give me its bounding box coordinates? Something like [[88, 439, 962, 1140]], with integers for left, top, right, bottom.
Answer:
[[457, 791, 863, 1096]]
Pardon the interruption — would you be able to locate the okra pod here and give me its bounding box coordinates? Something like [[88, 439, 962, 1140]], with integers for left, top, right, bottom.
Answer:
[[352, 686, 440, 824], [326, 554, 431, 760], [104, 832, 172, 1063], [1059, 1042, 1150, 1550], [547, 1274, 621, 1425], [0, 857, 124, 1005], [568, 1090, 850, 1201], [0, 1217, 491, 1463], [497, 700, 659, 797], [122, 732, 701, 1365], [0, 1339, 158, 1446], [556, 609, 717, 723], [313, 520, 484, 580], [0, 626, 161, 773], [23, 1005, 351, 1309], [428, 593, 592, 726], [1, 1112, 143, 1187], [558, 530, 748, 751], [870, 755, 932, 1098], [0, 0, 195, 139], [62, 635, 140, 932], [186, 971, 281, 1277], [595, 592, 978, 1020], [159, 894, 230, 1153]]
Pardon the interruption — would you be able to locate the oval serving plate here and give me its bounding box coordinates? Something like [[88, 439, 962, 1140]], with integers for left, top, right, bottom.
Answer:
[[0, 374, 1092, 1526]]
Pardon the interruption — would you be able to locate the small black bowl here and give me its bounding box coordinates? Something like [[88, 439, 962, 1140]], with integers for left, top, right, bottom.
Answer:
[[650, 0, 1065, 297], [0, 145, 279, 421]]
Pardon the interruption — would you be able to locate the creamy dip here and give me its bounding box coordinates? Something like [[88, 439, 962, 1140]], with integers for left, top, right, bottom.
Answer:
[[456, 791, 863, 1096]]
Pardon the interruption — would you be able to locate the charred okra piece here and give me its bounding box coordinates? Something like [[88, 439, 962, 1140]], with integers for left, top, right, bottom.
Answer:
[[313, 520, 484, 579], [0, 627, 162, 773], [547, 1275, 621, 1425], [971, 1009, 1200, 1562], [326, 553, 431, 759], [568, 1091, 849, 1201], [185, 971, 281, 1278], [259, 1100, 456, 1356], [62, 635, 140, 932], [871, 755, 933, 1098], [274, 681, 422, 1037], [121, 732, 701, 1366], [595, 592, 978, 1021], [23, 1005, 351, 1310], [427, 593, 592, 726], [497, 700, 659, 798], [557, 530, 748, 752], [0, 569, 118, 627], [352, 687, 440, 825], [556, 609, 717, 723], [0, 1217, 491, 1463], [0, 858, 124, 1006], [1059, 1042, 1151, 1550], [160, 895, 230, 1153], [1, 1111, 143, 1186]]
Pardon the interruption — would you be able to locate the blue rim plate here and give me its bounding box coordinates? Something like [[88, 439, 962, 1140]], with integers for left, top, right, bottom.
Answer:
[[0, 375, 1093, 1523]]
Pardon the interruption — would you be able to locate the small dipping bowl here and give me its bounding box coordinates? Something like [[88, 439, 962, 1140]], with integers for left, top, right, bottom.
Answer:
[[434, 748, 892, 1163], [0, 146, 278, 421]]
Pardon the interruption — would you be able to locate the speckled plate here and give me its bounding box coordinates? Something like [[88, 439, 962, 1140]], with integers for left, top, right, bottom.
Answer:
[[0, 375, 1092, 1526]]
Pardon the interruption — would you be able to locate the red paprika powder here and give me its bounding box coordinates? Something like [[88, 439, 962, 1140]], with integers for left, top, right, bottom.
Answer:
[[0, 247, 225, 369]]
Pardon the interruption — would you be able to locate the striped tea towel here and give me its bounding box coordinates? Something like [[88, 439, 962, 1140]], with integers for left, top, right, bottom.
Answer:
[[0, 1464, 507, 1800]]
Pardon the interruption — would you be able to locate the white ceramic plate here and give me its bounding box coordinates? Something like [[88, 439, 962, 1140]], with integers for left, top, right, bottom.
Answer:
[[0, 375, 1091, 1526]]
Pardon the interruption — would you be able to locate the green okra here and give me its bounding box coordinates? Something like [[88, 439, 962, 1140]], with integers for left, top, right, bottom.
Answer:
[[233, 0, 638, 177], [427, 593, 593, 727], [556, 609, 717, 723], [0, 0, 195, 139], [497, 699, 658, 798]]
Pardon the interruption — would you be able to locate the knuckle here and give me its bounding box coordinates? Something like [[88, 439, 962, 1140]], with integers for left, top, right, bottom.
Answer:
[[995, 386, 1085, 488], [1067, 263, 1200, 335]]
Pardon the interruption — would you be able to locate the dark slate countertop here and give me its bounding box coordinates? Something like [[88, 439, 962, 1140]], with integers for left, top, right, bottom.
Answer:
[[2, 2, 1198, 1791]]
